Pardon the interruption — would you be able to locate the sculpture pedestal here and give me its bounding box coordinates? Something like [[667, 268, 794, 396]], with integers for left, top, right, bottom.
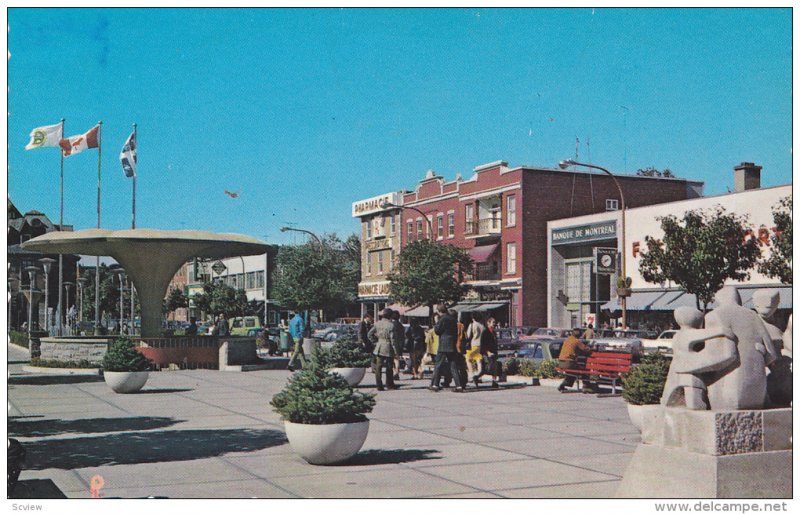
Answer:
[[617, 407, 792, 498]]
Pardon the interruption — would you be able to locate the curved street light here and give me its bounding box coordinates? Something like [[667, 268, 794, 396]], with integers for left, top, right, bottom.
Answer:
[[24, 265, 40, 349], [558, 159, 628, 329], [380, 201, 434, 240], [280, 226, 323, 247]]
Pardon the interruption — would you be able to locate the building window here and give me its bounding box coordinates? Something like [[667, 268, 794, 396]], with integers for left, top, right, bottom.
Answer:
[[606, 199, 619, 211], [506, 242, 517, 274], [465, 204, 474, 234], [378, 251, 384, 273], [407, 220, 414, 242], [447, 212, 455, 237], [437, 214, 444, 239], [416, 218, 423, 240], [366, 217, 372, 239], [256, 271, 265, 289], [390, 214, 396, 236], [507, 195, 516, 227], [366, 253, 371, 275]]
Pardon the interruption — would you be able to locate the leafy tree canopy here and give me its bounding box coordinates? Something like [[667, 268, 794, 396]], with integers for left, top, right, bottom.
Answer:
[[758, 196, 792, 284], [273, 233, 360, 313], [637, 206, 761, 311], [636, 167, 676, 178], [192, 281, 250, 319], [388, 240, 474, 318]]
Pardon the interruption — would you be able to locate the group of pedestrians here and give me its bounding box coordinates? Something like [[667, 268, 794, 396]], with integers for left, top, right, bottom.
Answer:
[[358, 304, 500, 393]]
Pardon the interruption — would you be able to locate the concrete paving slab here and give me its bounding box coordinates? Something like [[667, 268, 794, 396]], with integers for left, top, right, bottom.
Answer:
[[427, 424, 571, 443], [551, 452, 634, 477], [71, 458, 258, 489], [420, 458, 618, 491], [496, 478, 622, 498], [270, 467, 479, 498], [90, 478, 298, 499], [486, 437, 636, 461]]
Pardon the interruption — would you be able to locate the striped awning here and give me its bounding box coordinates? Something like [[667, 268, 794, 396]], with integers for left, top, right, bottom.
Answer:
[[601, 286, 792, 312]]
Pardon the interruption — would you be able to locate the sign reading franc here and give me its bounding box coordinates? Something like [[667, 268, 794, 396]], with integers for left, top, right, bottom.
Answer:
[[552, 220, 617, 245]]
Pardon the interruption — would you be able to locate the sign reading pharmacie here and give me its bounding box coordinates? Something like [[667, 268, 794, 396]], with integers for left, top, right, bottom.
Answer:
[[358, 281, 391, 298], [352, 192, 402, 218], [552, 220, 617, 245]]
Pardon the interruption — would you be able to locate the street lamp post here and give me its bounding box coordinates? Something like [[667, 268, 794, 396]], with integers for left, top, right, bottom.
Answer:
[[111, 268, 125, 331], [380, 201, 433, 240], [63, 282, 74, 334], [39, 258, 56, 335], [24, 265, 40, 348], [77, 277, 88, 324], [559, 159, 627, 329], [280, 226, 323, 247]]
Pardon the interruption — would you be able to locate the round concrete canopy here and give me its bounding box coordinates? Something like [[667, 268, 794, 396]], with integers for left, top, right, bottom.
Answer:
[[22, 228, 270, 337]]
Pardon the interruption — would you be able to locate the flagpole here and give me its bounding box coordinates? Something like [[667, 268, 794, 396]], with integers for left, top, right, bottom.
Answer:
[[94, 122, 102, 336], [57, 118, 65, 336], [132, 123, 137, 229]]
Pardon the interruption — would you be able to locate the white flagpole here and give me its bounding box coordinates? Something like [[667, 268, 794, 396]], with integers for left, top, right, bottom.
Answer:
[[57, 118, 65, 335], [94, 122, 102, 335]]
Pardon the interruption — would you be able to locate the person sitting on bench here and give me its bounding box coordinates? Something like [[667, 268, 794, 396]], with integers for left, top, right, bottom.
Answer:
[[557, 328, 593, 392]]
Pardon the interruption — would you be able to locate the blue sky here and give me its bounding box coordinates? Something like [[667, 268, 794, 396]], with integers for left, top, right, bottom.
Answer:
[[8, 8, 792, 245]]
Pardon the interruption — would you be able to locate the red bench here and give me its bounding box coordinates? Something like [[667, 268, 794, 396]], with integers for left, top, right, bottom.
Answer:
[[556, 351, 633, 395]]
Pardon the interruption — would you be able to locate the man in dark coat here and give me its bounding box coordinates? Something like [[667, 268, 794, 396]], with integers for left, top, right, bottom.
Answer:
[[368, 308, 397, 391], [430, 304, 464, 392], [391, 310, 406, 380], [358, 313, 374, 353]]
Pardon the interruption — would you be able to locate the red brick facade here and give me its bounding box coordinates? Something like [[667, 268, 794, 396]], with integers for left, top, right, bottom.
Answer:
[[392, 162, 701, 326]]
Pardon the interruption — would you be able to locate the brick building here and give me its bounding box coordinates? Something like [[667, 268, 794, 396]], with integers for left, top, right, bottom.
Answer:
[[354, 160, 703, 326]]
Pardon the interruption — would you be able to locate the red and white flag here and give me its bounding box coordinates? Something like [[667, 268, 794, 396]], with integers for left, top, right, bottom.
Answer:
[[60, 124, 100, 157]]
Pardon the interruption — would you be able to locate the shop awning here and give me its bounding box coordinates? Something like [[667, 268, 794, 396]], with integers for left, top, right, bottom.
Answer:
[[469, 243, 498, 263], [601, 286, 793, 312], [405, 305, 433, 317], [453, 301, 508, 313], [740, 286, 793, 310]]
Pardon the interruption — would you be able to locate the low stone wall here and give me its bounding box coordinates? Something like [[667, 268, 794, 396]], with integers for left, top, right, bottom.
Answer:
[[39, 337, 116, 364], [219, 339, 259, 367]]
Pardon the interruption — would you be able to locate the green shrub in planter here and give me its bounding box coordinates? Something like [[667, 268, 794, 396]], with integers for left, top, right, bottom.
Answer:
[[503, 357, 521, 376], [30, 358, 97, 369], [317, 336, 372, 369], [10, 331, 28, 349], [271, 350, 376, 425], [536, 359, 563, 379], [622, 352, 670, 405], [102, 337, 153, 372]]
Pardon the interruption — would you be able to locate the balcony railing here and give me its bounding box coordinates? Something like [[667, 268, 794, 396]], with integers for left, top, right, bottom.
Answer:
[[469, 263, 500, 282], [465, 217, 501, 236]]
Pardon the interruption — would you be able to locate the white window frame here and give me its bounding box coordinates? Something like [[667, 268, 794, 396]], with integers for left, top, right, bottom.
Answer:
[[407, 220, 414, 242], [437, 214, 444, 240], [366, 217, 372, 239], [390, 213, 396, 236], [506, 242, 517, 274], [447, 211, 455, 238], [606, 199, 619, 211], [465, 204, 474, 232], [366, 253, 371, 275], [378, 251, 384, 273], [416, 218, 423, 240], [506, 194, 516, 227]]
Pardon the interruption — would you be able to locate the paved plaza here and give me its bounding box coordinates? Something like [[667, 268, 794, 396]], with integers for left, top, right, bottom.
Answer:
[[8, 343, 641, 499]]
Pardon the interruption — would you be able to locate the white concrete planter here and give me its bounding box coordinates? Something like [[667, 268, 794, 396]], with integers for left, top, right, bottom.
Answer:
[[104, 371, 149, 393], [626, 403, 662, 433], [329, 367, 366, 387], [284, 420, 369, 465], [302, 337, 319, 356]]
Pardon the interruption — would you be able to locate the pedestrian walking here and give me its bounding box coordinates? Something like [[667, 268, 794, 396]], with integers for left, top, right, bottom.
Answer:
[[358, 313, 374, 354], [406, 318, 426, 379], [465, 312, 486, 384], [452, 309, 469, 389], [215, 313, 230, 337], [287, 312, 306, 372], [430, 304, 464, 392], [474, 316, 500, 388], [391, 310, 405, 380], [368, 308, 397, 391]]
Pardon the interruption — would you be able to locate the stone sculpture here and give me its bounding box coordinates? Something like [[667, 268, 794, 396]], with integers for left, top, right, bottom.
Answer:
[[661, 307, 737, 410], [782, 314, 792, 358], [752, 291, 792, 407], [705, 286, 780, 410]]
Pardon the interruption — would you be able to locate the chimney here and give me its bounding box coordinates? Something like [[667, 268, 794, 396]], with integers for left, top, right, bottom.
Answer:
[[733, 162, 762, 192]]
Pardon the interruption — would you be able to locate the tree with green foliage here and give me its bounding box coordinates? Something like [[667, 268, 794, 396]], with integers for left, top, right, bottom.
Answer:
[[636, 166, 676, 178], [388, 240, 474, 320], [622, 353, 671, 405], [102, 336, 153, 372], [758, 196, 792, 284], [164, 287, 188, 316], [191, 281, 250, 319], [273, 234, 360, 317], [638, 206, 761, 311], [79, 264, 138, 322]]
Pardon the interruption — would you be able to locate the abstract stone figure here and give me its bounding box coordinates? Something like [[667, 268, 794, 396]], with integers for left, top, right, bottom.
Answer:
[[661, 307, 737, 410], [782, 314, 792, 358], [705, 287, 780, 410], [752, 292, 793, 407]]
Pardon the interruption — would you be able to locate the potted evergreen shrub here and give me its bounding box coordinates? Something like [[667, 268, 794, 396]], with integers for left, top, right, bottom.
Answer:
[[317, 335, 372, 386], [621, 353, 670, 431], [102, 336, 154, 393], [271, 350, 376, 465]]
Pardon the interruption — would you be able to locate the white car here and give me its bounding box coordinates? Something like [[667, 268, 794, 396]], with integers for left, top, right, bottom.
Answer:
[[641, 330, 678, 353]]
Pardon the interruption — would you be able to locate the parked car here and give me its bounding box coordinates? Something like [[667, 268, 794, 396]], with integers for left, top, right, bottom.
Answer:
[[521, 327, 573, 341], [229, 316, 262, 336], [590, 330, 645, 357], [494, 326, 537, 355], [641, 329, 678, 353], [515, 339, 563, 363]]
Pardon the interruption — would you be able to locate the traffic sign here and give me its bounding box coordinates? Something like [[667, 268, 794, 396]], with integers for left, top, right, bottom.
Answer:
[[211, 260, 227, 275]]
